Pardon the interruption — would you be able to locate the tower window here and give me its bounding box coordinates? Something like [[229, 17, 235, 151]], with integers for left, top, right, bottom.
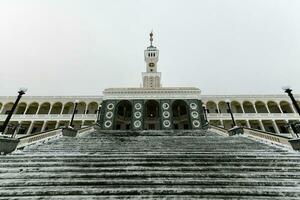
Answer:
[[153, 53, 155, 57], [148, 53, 150, 57]]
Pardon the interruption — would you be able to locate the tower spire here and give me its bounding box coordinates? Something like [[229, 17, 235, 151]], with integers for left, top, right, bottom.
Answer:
[[150, 31, 153, 46]]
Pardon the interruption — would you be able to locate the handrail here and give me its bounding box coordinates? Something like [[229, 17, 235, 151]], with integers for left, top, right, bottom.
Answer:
[[77, 125, 95, 134], [242, 127, 291, 147], [208, 124, 229, 136], [17, 128, 63, 149]]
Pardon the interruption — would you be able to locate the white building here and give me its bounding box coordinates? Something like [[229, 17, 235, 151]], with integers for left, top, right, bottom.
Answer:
[[0, 32, 299, 136]]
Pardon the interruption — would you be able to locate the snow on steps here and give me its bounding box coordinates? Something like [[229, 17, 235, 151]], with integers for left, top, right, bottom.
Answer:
[[0, 130, 300, 199]]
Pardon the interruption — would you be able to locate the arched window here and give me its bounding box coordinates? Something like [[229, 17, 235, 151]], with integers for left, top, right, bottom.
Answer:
[[255, 101, 268, 113], [62, 102, 74, 114], [38, 103, 51, 114], [87, 102, 99, 114], [267, 101, 281, 113], [218, 101, 227, 113], [50, 102, 63, 114], [15, 102, 27, 114], [206, 101, 218, 113], [77, 102, 87, 114], [280, 101, 293, 113], [231, 101, 243, 113], [26, 103, 39, 114], [1, 102, 14, 114], [242, 101, 256, 113]]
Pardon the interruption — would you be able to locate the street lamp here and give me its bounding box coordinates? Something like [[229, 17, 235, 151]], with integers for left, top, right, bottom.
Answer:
[[283, 86, 300, 116], [225, 99, 236, 127], [97, 104, 102, 122], [69, 100, 79, 128], [0, 88, 27, 135]]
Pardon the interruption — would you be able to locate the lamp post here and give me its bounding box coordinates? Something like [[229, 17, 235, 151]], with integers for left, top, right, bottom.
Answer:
[[69, 100, 79, 128], [0, 88, 27, 134], [97, 105, 102, 122], [283, 86, 300, 116], [225, 99, 236, 127]]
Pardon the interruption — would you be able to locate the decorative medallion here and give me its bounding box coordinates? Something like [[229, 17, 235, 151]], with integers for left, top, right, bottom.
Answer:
[[163, 111, 170, 118], [104, 120, 112, 128], [191, 111, 199, 119], [105, 111, 113, 119], [135, 103, 142, 110], [163, 120, 171, 128], [134, 111, 142, 119], [162, 103, 170, 110], [134, 120, 141, 128], [193, 120, 200, 128], [190, 103, 197, 110], [107, 103, 114, 110]]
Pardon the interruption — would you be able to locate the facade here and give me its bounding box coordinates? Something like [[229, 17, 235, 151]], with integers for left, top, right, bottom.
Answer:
[[0, 94, 300, 136], [0, 33, 300, 136]]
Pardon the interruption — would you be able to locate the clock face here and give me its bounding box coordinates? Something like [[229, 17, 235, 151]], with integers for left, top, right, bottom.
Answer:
[[149, 63, 155, 67]]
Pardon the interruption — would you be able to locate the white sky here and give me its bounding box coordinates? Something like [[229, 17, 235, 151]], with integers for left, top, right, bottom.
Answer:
[[0, 0, 300, 96]]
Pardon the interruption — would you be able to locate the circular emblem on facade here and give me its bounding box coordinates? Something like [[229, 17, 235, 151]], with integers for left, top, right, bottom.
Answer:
[[135, 103, 142, 110], [193, 120, 200, 128], [191, 111, 199, 119], [134, 111, 142, 119], [105, 111, 113, 119], [104, 120, 112, 128], [163, 120, 171, 128], [107, 103, 114, 110], [134, 120, 141, 128], [190, 103, 197, 110], [162, 103, 170, 110], [163, 111, 170, 118]]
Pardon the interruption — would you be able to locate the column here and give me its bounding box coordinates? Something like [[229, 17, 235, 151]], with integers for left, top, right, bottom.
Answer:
[[26, 121, 34, 135], [41, 121, 47, 132], [246, 120, 250, 128], [259, 120, 265, 131], [272, 120, 280, 134]]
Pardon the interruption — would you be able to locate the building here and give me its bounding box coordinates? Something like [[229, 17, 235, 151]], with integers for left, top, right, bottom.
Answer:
[[0, 33, 299, 136]]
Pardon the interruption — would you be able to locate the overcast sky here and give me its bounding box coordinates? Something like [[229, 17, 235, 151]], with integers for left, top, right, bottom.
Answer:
[[0, 0, 299, 96]]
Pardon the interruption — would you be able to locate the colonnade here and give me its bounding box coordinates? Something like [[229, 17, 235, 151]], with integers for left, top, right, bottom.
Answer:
[[205, 100, 299, 114], [0, 101, 99, 115], [204, 99, 300, 134]]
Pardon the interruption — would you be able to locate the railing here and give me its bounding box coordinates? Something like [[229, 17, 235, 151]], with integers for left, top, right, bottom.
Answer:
[[207, 113, 299, 119], [208, 124, 229, 136], [77, 125, 95, 135], [243, 127, 292, 147], [0, 114, 97, 120], [17, 128, 63, 149]]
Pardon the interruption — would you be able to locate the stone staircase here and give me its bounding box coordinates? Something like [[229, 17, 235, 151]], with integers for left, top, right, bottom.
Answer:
[[0, 130, 300, 199]]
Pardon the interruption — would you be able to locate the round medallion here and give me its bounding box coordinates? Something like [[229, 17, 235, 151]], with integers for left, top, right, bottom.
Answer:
[[134, 120, 141, 128], [162, 103, 170, 110], [163, 111, 170, 118], [191, 111, 199, 119], [107, 103, 114, 110], [190, 103, 197, 110], [106, 111, 113, 119], [193, 120, 200, 128], [163, 120, 171, 128], [135, 103, 142, 110], [134, 111, 142, 119], [104, 120, 112, 128]]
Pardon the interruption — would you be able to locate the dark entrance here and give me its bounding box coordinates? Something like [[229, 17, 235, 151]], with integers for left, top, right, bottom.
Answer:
[[144, 100, 160, 130], [115, 100, 132, 130], [172, 100, 190, 129]]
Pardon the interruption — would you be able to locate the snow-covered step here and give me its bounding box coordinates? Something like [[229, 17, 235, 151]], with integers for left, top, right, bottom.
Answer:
[[0, 129, 300, 198]]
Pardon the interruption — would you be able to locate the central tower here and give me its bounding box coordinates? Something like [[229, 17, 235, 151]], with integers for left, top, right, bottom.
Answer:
[[142, 32, 161, 88]]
